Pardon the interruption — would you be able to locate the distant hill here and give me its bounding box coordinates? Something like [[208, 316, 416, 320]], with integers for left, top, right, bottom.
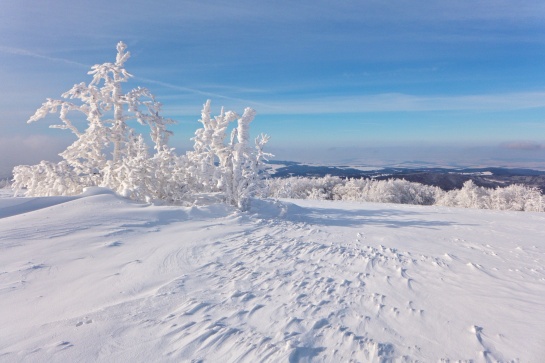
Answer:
[[268, 161, 545, 192]]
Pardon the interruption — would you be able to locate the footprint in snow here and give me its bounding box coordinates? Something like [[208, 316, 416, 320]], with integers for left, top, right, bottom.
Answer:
[[45, 341, 73, 353], [312, 318, 330, 330], [76, 317, 93, 327]]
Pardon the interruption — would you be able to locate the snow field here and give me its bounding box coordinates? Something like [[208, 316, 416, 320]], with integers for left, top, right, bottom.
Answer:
[[1, 191, 545, 362]]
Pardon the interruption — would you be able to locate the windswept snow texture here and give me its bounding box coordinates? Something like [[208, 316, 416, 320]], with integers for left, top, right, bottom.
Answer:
[[1, 191, 545, 362]]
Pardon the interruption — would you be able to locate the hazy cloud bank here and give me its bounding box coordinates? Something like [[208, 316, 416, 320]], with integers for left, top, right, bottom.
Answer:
[[0, 135, 70, 179]]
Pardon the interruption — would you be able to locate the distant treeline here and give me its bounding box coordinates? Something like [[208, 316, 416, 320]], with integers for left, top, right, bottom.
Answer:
[[266, 176, 544, 212]]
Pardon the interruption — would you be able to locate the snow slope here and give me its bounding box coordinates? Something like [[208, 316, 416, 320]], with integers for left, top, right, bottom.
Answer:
[[1, 189, 544, 362]]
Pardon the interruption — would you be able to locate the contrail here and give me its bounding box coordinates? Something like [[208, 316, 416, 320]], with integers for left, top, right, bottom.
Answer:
[[0, 45, 89, 69]]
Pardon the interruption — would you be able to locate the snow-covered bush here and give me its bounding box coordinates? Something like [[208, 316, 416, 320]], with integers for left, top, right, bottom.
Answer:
[[489, 184, 543, 212], [338, 178, 441, 205], [434, 181, 543, 212], [13, 42, 270, 210], [267, 175, 343, 200], [13, 161, 81, 196]]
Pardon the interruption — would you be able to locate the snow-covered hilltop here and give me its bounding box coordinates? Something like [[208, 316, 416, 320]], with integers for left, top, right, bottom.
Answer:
[[1, 189, 544, 362]]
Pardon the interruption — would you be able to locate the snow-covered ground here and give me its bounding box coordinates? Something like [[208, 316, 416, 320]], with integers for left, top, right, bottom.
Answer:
[[1, 188, 544, 362]]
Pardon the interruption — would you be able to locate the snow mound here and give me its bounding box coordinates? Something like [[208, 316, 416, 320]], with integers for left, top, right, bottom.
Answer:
[[0, 195, 78, 219], [0, 187, 129, 219], [80, 186, 120, 197]]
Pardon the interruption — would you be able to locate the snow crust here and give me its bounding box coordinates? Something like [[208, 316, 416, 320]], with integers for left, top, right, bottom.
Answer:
[[1, 192, 545, 362]]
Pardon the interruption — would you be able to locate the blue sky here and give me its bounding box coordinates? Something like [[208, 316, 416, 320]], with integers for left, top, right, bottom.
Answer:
[[1, 0, 545, 175]]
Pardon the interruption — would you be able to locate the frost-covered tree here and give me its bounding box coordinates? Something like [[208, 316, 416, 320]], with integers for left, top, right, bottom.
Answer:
[[13, 42, 179, 199], [235, 112, 272, 208], [187, 101, 271, 210], [187, 100, 238, 193], [445, 180, 491, 209]]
